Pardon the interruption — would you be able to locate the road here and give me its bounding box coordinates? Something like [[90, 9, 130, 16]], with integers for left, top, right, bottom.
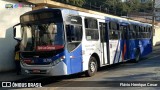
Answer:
[[10, 46, 160, 90]]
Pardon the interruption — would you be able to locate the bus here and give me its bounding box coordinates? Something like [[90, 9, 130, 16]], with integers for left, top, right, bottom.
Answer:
[[13, 8, 152, 76]]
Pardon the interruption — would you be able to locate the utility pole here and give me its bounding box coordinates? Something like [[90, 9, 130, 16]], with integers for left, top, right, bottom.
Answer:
[[152, 0, 155, 34], [152, 0, 155, 47]]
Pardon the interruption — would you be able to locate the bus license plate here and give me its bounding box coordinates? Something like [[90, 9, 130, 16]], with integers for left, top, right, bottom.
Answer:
[[32, 69, 40, 73]]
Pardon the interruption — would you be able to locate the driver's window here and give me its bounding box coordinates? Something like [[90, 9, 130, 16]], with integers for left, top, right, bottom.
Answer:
[[66, 25, 82, 52], [66, 25, 82, 42]]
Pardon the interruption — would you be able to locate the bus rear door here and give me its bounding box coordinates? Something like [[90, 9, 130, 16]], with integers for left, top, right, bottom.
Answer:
[[120, 25, 130, 60], [99, 21, 109, 65]]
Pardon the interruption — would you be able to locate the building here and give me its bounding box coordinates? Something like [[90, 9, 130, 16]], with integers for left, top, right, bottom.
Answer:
[[0, 0, 32, 72]]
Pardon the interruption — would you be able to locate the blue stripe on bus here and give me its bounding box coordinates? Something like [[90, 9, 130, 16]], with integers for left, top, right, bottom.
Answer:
[[138, 39, 152, 57]]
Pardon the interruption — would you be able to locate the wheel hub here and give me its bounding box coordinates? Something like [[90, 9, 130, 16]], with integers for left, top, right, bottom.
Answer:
[[90, 62, 96, 72]]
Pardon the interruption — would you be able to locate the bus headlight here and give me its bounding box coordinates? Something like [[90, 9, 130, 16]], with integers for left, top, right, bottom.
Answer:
[[51, 56, 65, 66]]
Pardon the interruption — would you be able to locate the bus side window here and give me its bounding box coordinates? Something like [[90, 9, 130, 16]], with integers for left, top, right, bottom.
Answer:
[[129, 32, 133, 39], [120, 26, 128, 40], [120, 26, 124, 39], [85, 18, 99, 40], [109, 31, 120, 40], [136, 26, 140, 38], [66, 24, 83, 52], [109, 22, 120, 40]]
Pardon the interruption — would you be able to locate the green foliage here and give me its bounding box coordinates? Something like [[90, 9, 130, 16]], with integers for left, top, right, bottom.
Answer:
[[105, 0, 153, 16], [58, 0, 85, 6], [139, 0, 153, 12], [55, 0, 153, 16]]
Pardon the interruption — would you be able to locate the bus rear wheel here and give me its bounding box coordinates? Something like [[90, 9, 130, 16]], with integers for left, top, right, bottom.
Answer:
[[85, 56, 97, 77]]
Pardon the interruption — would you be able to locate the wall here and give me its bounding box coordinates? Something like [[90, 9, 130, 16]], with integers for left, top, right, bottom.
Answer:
[[153, 26, 160, 46], [0, 0, 32, 72]]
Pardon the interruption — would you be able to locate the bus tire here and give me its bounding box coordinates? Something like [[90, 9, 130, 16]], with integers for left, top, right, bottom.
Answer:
[[134, 49, 140, 62], [85, 56, 97, 77]]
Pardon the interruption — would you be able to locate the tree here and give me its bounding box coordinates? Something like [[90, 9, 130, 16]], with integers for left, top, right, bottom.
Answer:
[[139, 0, 152, 12], [101, 0, 121, 15], [53, 0, 154, 16], [116, 2, 131, 16], [126, 0, 140, 12], [58, 0, 85, 7]]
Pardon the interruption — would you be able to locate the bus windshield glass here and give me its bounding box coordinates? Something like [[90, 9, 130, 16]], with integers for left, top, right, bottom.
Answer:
[[20, 23, 64, 51]]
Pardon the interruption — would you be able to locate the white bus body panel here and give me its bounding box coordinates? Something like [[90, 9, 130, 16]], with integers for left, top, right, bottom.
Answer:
[[78, 12, 106, 71], [109, 40, 122, 64]]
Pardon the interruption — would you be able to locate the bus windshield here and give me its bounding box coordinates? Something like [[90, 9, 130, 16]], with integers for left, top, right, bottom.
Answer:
[[20, 23, 64, 51]]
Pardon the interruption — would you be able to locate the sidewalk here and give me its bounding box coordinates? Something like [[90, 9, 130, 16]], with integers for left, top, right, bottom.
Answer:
[[0, 45, 160, 82], [153, 45, 160, 51], [0, 71, 31, 81]]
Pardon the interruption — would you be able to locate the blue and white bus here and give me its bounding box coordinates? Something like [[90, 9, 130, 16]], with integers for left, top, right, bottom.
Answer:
[[13, 8, 152, 76]]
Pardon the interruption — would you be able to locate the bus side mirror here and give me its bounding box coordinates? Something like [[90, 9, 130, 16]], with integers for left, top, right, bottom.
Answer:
[[13, 23, 22, 41]]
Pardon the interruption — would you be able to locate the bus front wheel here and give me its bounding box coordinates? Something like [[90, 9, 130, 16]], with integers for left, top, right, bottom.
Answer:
[[85, 56, 97, 77]]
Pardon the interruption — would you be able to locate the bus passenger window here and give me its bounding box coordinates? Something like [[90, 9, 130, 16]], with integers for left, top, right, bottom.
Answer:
[[137, 33, 140, 39], [129, 25, 134, 31], [109, 31, 119, 40], [120, 26, 128, 40], [129, 32, 133, 39], [109, 21, 120, 40], [136, 26, 140, 32], [85, 18, 99, 40]]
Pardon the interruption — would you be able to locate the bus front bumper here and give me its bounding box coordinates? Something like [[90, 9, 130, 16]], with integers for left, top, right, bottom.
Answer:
[[21, 61, 68, 76]]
